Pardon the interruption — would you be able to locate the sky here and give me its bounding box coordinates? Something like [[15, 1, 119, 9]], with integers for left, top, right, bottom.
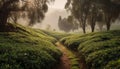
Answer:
[[49, 0, 67, 9], [33, 0, 68, 31]]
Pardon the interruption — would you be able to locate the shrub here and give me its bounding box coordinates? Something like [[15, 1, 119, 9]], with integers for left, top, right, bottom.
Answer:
[[0, 23, 62, 69], [60, 30, 120, 69]]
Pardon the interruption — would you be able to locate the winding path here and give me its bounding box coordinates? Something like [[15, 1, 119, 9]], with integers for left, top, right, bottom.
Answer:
[[55, 42, 71, 69], [54, 42, 87, 69]]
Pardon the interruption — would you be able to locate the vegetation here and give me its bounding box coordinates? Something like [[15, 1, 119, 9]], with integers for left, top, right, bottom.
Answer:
[[0, 23, 62, 69], [56, 42, 80, 69], [60, 30, 120, 69], [0, 0, 54, 31], [41, 30, 70, 40], [58, 16, 79, 32], [65, 0, 120, 33], [67, 50, 79, 69], [0, 0, 120, 69]]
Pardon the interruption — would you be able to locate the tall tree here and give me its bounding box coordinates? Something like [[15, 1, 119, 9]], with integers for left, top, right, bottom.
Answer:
[[65, 0, 120, 33], [65, 0, 90, 33], [96, 11, 105, 31], [58, 15, 79, 32], [0, 0, 54, 31], [93, 0, 120, 31], [87, 3, 99, 32]]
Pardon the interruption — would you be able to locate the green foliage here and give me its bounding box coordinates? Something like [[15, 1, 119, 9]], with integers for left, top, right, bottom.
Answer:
[[58, 16, 79, 32], [0, 23, 62, 69], [65, 0, 120, 33], [105, 59, 120, 68], [0, 0, 55, 31], [60, 34, 82, 50], [60, 30, 120, 69], [41, 30, 70, 40]]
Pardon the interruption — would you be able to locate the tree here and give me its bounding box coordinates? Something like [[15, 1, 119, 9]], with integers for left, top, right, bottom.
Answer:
[[0, 0, 54, 31], [96, 11, 105, 31], [87, 3, 99, 32], [65, 0, 120, 33], [65, 0, 91, 33], [58, 16, 72, 32], [93, 0, 120, 31], [58, 15, 79, 32]]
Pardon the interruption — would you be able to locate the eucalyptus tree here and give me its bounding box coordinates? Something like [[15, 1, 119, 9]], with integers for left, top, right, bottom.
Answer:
[[65, 0, 91, 33], [0, 0, 54, 31], [97, 0, 120, 31], [58, 16, 73, 32], [87, 3, 99, 32], [65, 0, 120, 33], [58, 15, 79, 32], [96, 11, 105, 31]]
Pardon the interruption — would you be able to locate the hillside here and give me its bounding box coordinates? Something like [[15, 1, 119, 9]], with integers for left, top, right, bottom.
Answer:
[[0, 23, 62, 69], [1, 23, 120, 69], [60, 30, 120, 69]]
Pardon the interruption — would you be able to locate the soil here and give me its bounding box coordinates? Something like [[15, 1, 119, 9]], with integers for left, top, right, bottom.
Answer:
[[54, 42, 87, 69], [54, 42, 71, 69]]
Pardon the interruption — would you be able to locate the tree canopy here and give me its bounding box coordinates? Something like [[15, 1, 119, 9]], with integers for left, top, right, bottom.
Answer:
[[0, 0, 54, 31], [58, 16, 79, 32], [65, 0, 120, 33]]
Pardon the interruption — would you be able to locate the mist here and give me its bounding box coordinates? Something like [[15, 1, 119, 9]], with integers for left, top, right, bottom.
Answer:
[[32, 0, 68, 31], [33, 8, 68, 31], [18, 0, 120, 33]]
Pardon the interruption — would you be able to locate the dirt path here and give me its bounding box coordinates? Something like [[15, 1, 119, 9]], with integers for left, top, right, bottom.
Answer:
[[54, 42, 87, 69], [54, 42, 71, 69]]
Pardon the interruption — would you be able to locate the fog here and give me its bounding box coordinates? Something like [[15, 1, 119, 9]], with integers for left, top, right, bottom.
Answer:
[[19, 0, 120, 32], [33, 0, 68, 31], [33, 8, 68, 31]]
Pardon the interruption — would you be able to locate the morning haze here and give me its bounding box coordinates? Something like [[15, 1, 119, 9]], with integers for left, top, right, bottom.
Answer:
[[0, 0, 120, 69], [33, 0, 68, 31]]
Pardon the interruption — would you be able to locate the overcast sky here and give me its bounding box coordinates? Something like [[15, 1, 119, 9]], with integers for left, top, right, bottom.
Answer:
[[49, 0, 67, 9], [33, 0, 68, 31]]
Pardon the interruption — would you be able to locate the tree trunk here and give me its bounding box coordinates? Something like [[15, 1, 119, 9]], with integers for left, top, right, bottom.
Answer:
[[91, 18, 96, 32], [105, 13, 112, 31], [91, 24, 95, 32], [106, 20, 111, 31], [0, 12, 9, 32], [82, 20, 86, 34], [83, 26, 86, 33], [105, 16, 111, 31]]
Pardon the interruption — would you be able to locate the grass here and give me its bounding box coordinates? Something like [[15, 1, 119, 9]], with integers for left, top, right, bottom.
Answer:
[[41, 30, 70, 40], [67, 50, 79, 69], [60, 30, 120, 69], [56, 42, 80, 69], [0, 23, 62, 69]]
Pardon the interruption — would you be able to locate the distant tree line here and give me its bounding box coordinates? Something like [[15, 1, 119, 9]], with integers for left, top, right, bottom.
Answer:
[[0, 0, 54, 31], [65, 0, 120, 33], [58, 15, 79, 32]]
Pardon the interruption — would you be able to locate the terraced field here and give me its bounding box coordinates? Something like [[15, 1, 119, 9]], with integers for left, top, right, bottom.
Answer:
[[60, 30, 120, 69], [1, 23, 120, 69], [0, 23, 62, 69]]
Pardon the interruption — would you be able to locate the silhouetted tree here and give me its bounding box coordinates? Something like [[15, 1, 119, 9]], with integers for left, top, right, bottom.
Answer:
[[65, 0, 120, 33], [58, 16, 79, 32], [65, 0, 90, 33], [0, 0, 54, 31], [96, 11, 105, 31], [91, 0, 120, 31], [87, 3, 98, 32]]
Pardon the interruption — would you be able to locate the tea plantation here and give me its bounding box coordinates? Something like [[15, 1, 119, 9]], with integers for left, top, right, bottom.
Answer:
[[0, 23, 62, 69], [60, 30, 120, 69]]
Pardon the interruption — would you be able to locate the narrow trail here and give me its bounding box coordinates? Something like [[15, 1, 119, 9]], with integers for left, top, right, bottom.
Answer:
[[55, 42, 71, 69], [54, 42, 87, 69]]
